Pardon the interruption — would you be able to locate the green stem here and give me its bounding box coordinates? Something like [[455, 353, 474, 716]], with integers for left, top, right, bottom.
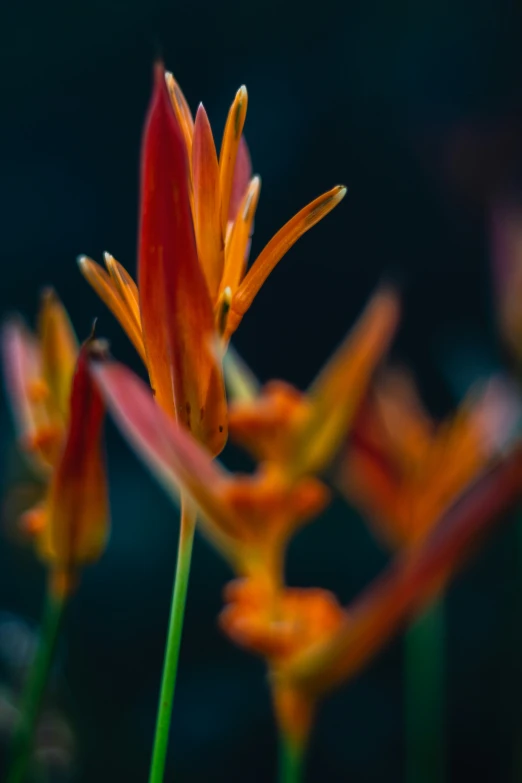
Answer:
[[148, 495, 196, 783], [405, 596, 446, 783], [8, 588, 65, 783], [278, 732, 305, 783]]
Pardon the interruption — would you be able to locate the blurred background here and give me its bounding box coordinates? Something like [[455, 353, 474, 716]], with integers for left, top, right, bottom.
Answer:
[[2, 0, 522, 780]]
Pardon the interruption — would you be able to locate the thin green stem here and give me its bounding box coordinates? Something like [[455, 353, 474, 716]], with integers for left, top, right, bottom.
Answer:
[[278, 732, 305, 783], [405, 596, 446, 783], [148, 495, 196, 783], [7, 588, 66, 783]]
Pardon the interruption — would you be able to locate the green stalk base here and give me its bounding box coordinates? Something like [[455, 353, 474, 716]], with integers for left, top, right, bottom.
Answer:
[[405, 597, 446, 783], [148, 497, 196, 783]]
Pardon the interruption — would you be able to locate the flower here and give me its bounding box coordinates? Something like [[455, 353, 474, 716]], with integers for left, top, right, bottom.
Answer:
[[91, 358, 328, 585], [2, 292, 110, 597], [227, 287, 400, 480], [91, 348, 522, 748], [79, 64, 346, 454], [337, 367, 519, 548]]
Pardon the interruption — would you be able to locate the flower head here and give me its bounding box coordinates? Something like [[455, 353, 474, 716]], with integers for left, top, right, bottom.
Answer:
[[79, 64, 345, 454], [337, 367, 518, 548], [2, 292, 110, 596]]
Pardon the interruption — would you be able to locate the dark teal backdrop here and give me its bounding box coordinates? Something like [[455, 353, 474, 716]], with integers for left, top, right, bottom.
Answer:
[[1, 0, 522, 780]]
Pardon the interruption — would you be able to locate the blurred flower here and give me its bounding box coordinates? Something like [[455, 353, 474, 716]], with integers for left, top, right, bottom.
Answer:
[[336, 367, 519, 549], [228, 287, 400, 479], [2, 293, 110, 596], [92, 358, 328, 585], [491, 201, 522, 362], [79, 64, 345, 453]]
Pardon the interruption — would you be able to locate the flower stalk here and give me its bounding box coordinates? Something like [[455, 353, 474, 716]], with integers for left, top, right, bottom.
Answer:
[[405, 596, 446, 783], [148, 495, 197, 783], [7, 587, 66, 783]]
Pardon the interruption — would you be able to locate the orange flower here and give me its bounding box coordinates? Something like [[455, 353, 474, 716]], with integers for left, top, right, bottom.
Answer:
[[92, 358, 328, 585], [337, 368, 518, 548], [2, 292, 110, 596], [79, 64, 345, 454], [228, 287, 400, 479]]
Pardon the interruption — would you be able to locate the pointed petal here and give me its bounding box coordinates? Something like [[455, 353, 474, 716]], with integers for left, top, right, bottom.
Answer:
[[219, 86, 248, 234], [38, 289, 79, 423], [78, 256, 146, 363], [192, 104, 224, 300], [139, 63, 221, 448], [286, 449, 522, 695], [222, 176, 261, 297], [164, 71, 194, 158], [92, 359, 241, 563], [228, 136, 252, 223], [42, 340, 110, 596], [291, 288, 400, 478], [229, 186, 347, 333]]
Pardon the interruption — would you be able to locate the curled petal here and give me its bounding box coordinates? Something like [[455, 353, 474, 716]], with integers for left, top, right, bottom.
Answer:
[[228, 185, 346, 334], [78, 256, 146, 363]]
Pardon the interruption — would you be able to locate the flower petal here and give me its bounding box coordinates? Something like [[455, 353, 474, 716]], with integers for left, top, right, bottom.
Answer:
[[192, 104, 224, 301], [291, 287, 400, 477], [42, 340, 110, 596], [103, 252, 142, 331], [219, 86, 248, 235], [229, 185, 347, 334], [228, 135, 252, 223], [38, 289, 79, 423], [139, 63, 222, 451], [78, 255, 146, 363], [221, 176, 261, 298], [285, 448, 522, 695]]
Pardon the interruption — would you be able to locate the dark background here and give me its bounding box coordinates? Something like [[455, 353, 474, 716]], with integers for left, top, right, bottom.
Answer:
[[1, 0, 522, 780]]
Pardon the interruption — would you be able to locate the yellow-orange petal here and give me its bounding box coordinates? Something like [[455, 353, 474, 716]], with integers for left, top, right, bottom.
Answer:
[[164, 71, 194, 159], [103, 252, 142, 331], [219, 86, 248, 235], [228, 136, 252, 223], [221, 176, 261, 299], [192, 104, 224, 301], [291, 287, 400, 478], [37, 289, 79, 424], [78, 255, 147, 364], [41, 340, 110, 596], [228, 185, 347, 335]]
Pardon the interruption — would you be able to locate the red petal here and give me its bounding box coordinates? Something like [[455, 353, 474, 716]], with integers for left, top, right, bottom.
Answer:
[[139, 62, 214, 427]]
